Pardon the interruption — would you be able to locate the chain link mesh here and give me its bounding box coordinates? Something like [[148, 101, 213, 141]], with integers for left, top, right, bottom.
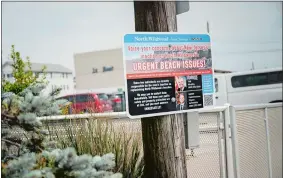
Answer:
[[235, 106, 282, 178], [187, 112, 221, 178], [267, 107, 282, 178]]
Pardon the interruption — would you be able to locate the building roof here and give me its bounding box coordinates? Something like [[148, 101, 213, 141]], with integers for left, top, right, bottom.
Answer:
[[2, 61, 72, 74]]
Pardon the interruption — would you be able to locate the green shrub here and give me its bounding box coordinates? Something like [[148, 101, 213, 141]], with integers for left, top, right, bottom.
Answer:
[[1, 83, 122, 178], [2, 45, 47, 94], [3, 147, 122, 178], [48, 119, 144, 178]]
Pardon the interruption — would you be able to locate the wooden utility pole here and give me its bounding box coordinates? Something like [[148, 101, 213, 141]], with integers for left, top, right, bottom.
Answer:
[[134, 1, 187, 178]]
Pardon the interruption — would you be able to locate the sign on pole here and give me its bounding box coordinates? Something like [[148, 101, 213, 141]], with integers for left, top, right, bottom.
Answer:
[[123, 33, 214, 119]]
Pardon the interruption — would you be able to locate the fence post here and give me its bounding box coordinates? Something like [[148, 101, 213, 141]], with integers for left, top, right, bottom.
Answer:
[[264, 107, 273, 178], [217, 111, 226, 178], [223, 104, 234, 178], [229, 106, 241, 178]]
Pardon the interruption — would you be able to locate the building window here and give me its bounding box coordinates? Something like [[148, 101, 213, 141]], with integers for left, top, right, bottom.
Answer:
[[75, 95, 94, 103], [66, 73, 68, 78], [7, 74, 13, 78], [52, 85, 57, 91], [231, 71, 282, 88], [3, 74, 5, 78], [50, 73, 53, 78], [103, 66, 114, 72], [92, 68, 98, 74], [214, 78, 219, 92], [67, 85, 69, 90], [62, 73, 65, 78]]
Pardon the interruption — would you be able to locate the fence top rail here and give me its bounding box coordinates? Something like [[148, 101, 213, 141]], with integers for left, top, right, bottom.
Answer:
[[38, 112, 127, 121], [37, 103, 282, 121], [198, 105, 228, 113], [234, 102, 282, 111], [37, 106, 228, 121]]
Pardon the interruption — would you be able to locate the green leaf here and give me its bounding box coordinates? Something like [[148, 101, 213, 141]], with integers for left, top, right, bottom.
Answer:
[[2, 45, 48, 94]]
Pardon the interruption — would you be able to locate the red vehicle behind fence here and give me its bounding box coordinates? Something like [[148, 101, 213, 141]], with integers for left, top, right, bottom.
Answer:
[[58, 93, 113, 114]]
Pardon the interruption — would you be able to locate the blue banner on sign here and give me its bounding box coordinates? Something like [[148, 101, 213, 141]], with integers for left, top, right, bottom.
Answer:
[[124, 34, 210, 43], [202, 74, 214, 94]]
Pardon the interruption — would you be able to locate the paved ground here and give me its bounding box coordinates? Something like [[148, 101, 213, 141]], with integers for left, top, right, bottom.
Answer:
[[186, 133, 222, 178]]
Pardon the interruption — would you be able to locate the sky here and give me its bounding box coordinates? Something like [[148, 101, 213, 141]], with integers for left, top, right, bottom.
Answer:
[[2, 2, 282, 73]]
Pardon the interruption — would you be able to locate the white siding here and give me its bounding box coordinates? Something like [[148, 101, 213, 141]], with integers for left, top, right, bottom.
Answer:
[[2, 65, 15, 83], [2, 64, 74, 97], [44, 72, 74, 97]]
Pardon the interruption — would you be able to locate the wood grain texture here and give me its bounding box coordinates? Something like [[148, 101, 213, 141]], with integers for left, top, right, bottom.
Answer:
[[134, 1, 187, 178]]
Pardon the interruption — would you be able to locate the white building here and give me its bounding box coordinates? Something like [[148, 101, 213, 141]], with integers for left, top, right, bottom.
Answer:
[[74, 48, 124, 93], [2, 61, 74, 97]]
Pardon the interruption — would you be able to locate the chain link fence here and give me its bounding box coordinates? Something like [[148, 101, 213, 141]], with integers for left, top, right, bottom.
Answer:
[[186, 112, 222, 178], [267, 107, 282, 178], [7, 103, 282, 178], [233, 104, 282, 178], [8, 111, 224, 178]]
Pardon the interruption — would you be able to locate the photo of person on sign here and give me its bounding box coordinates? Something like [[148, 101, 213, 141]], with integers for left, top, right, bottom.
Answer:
[[175, 76, 188, 92], [176, 92, 187, 111]]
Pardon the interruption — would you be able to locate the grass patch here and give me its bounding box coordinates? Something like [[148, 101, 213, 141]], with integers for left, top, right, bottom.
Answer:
[[45, 118, 144, 178]]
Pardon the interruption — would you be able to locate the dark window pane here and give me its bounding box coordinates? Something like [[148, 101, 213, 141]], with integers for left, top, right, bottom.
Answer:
[[87, 95, 95, 102], [98, 93, 108, 100], [214, 78, 219, 92], [80, 95, 88, 102], [72, 95, 95, 103], [77, 95, 85, 102], [92, 68, 98, 73], [268, 72, 278, 84], [75, 95, 80, 102], [268, 71, 282, 84], [82, 95, 94, 102], [231, 71, 282, 88], [68, 96, 74, 102], [103, 66, 114, 72], [278, 71, 283, 82], [247, 73, 267, 86]]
